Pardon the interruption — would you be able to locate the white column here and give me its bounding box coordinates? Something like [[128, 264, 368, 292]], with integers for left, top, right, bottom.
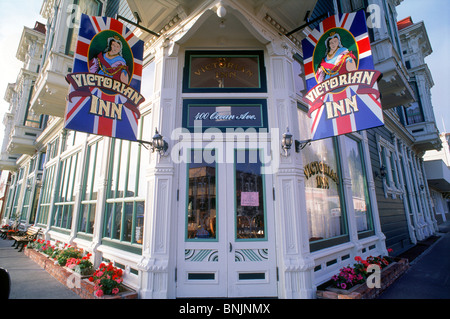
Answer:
[[138, 41, 179, 299], [91, 137, 112, 267], [267, 40, 315, 299]]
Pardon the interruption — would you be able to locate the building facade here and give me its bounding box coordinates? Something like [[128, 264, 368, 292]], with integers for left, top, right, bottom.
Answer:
[[0, 0, 442, 299], [424, 133, 450, 223]]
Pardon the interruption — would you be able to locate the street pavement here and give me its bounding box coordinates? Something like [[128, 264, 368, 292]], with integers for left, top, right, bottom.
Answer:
[[0, 237, 80, 299], [378, 220, 450, 299]]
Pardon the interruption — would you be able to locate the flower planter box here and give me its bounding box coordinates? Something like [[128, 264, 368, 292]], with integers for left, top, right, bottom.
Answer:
[[63, 266, 94, 279], [316, 258, 409, 299], [83, 279, 138, 299], [24, 248, 138, 299]]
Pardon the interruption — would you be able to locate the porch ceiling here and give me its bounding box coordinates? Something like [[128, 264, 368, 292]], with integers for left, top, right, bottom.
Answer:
[[126, 0, 318, 37]]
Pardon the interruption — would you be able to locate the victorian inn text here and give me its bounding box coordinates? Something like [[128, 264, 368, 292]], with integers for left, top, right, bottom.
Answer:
[[0, 0, 448, 299]]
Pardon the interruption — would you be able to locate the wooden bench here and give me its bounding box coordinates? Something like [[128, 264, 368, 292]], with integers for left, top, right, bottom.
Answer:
[[11, 226, 42, 252], [0, 226, 11, 239]]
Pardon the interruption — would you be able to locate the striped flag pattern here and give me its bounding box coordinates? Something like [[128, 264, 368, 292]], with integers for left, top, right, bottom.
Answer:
[[64, 14, 144, 141], [301, 10, 384, 141]]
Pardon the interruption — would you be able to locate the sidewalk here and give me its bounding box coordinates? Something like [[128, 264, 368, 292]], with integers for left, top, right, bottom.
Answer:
[[378, 220, 450, 299], [0, 237, 80, 299]]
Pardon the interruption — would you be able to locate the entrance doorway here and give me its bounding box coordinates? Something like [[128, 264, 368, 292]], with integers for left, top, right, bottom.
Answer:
[[176, 144, 277, 298]]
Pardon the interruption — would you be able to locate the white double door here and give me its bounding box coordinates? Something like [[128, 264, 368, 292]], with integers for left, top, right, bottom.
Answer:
[[176, 145, 278, 298]]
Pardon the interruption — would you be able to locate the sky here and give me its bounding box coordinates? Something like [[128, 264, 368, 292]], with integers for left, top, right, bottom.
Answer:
[[0, 0, 46, 143], [0, 0, 448, 147]]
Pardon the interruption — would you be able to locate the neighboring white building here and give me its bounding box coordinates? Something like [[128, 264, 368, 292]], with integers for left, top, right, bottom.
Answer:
[[424, 133, 450, 222]]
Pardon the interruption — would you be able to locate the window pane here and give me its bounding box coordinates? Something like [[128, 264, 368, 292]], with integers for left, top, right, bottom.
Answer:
[[302, 138, 347, 242], [128, 142, 139, 197], [54, 153, 79, 229], [235, 149, 266, 240], [67, 0, 102, 55], [344, 136, 373, 232], [186, 149, 217, 240], [123, 202, 134, 242], [135, 201, 144, 244], [117, 142, 128, 198]]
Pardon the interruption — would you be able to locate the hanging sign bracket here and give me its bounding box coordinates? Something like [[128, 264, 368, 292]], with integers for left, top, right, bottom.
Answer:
[[285, 12, 330, 37], [116, 13, 160, 37]]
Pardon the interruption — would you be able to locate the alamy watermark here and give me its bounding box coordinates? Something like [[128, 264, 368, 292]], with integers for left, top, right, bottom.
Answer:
[[366, 264, 382, 289], [169, 122, 282, 174]]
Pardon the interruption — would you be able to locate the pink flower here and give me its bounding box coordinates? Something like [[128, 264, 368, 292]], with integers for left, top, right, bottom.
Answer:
[[112, 288, 119, 295], [95, 289, 104, 297]]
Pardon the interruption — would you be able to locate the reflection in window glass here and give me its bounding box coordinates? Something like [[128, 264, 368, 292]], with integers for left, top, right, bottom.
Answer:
[[344, 136, 373, 233], [103, 113, 149, 244], [186, 149, 217, 240], [78, 139, 103, 234], [235, 149, 266, 240], [302, 138, 347, 242], [37, 165, 56, 225], [53, 153, 80, 229]]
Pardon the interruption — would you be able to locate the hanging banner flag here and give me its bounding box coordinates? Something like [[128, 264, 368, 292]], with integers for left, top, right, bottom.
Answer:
[[64, 14, 145, 141], [301, 10, 384, 141]]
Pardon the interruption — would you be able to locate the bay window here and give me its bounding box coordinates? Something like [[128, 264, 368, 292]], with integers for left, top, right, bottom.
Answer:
[[103, 113, 150, 249], [302, 137, 349, 251]]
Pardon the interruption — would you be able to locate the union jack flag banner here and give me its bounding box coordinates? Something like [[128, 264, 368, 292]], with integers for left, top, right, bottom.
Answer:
[[301, 10, 384, 141], [64, 14, 145, 141]]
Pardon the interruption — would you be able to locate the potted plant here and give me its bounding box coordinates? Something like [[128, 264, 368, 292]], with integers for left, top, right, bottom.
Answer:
[[66, 253, 94, 276], [327, 250, 396, 293], [88, 262, 125, 298], [57, 246, 83, 267]]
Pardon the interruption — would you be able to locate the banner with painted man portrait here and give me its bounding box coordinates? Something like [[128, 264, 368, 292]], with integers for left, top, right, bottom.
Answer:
[[301, 10, 384, 141], [64, 14, 145, 141]]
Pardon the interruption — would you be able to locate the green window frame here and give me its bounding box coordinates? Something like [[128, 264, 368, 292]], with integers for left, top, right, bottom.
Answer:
[[78, 138, 104, 235], [185, 148, 218, 242], [343, 135, 374, 239], [52, 152, 80, 230], [302, 137, 349, 252], [102, 113, 149, 250], [21, 180, 33, 221], [36, 164, 56, 225], [65, 0, 103, 56], [234, 149, 268, 241], [4, 175, 17, 220]]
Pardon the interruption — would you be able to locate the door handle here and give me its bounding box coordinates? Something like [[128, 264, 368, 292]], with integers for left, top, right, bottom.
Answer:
[[229, 242, 232, 252]]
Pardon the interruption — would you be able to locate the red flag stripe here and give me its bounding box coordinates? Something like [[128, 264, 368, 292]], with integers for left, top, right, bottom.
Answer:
[[308, 33, 318, 44], [92, 17, 102, 34], [304, 62, 314, 77], [357, 36, 371, 55], [96, 93, 115, 137], [340, 13, 349, 29], [126, 32, 135, 42], [332, 90, 352, 135], [109, 17, 124, 34], [76, 40, 89, 57], [322, 15, 337, 33], [66, 96, 88, 121], [133, 62, 143, 77]]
